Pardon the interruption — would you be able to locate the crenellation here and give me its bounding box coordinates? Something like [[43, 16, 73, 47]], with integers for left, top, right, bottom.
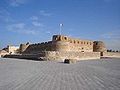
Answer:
[[22, 35, 96, 53]]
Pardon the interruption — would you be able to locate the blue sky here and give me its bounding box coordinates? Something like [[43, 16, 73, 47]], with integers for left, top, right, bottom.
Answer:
[[0, 0, 120, 50]]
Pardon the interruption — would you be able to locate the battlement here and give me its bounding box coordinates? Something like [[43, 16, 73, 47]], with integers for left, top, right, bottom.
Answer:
[[3, 35, 108, 61], [20, 35, 106, 54], [52, 35, 93, 45]]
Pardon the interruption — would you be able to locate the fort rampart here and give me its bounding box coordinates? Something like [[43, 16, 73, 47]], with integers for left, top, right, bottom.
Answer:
[[102, 52, 120, 58], [4, 35, 120, 61], [22, 35, 94, 54], [4, 51, 100, 61], [44, 51, 100, 61]]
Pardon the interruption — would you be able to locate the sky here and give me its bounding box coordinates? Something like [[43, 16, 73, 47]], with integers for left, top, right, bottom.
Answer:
[[0, 0, 120, 50]]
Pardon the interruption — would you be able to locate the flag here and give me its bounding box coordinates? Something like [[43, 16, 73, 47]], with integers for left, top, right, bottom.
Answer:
[[60, 24, 63, 27]]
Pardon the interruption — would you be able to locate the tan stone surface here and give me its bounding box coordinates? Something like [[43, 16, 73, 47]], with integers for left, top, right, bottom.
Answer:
[[6, 45, 19, 54], [23, 35, 104, 55], [0, 50, 9, 57], [93, 41, 106, 52], [103, 52, 120, 58], [43, 51, 100, 61], [4, 35, 108, 60]]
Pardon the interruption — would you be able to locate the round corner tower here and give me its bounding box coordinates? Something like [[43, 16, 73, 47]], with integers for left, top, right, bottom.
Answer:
[[93, 41, 106, 52], [52, 35, 70, 51]]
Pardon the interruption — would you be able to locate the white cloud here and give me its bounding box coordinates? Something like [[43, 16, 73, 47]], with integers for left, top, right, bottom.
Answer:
[[7, 23, 25, 30], [20, 30, 36, 35], [32, 22, 44, 27], [40, 10, 52, 17], [101, 31, 120, 39], [104, 40, 120, 50], [9, 0, 27, 7], [7, 23, 37, 35], [30, 16, 39, 21], [101, 31, 120, 50], [0, 9, 10, 16], [103, 0, 117, 3], [0, 9, 14, 23], [46, 31, 51, 34], [104, 0, 111, 2], [45, 31, 52, 35]]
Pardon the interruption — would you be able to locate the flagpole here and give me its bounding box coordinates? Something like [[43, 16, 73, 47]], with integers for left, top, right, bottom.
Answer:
[[60, 24, 61, 35], [59, 24, 63, 35]]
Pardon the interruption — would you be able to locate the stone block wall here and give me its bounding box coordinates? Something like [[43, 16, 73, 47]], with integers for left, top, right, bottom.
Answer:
[[19, 43, 29, 53], [44, 51, 100, 61], [103, 52, 120, 58], [0, 50, 9, 57], [23, 41, 53, 54], [17, 35, 107, 61], [93, 41, 106, 52], [52, 35, 93, 52], [3, 51, 100, 61], [23, 39, 94, 54], [4, 54, 40, 60]]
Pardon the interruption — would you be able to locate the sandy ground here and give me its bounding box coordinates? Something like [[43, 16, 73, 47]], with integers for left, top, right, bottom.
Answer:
[[0, 58, 120, 90]]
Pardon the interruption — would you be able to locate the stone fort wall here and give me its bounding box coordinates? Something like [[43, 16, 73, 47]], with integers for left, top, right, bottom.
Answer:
[[52, 35, 93, 52], [93, 41, 106, 52], [22, 35, 94, 54], [3, 35, 120, 61], [102, 52, 120, 58], [14, 35, 108, 61], [4, 51, 100, 61], [44, 51, 100, 61]]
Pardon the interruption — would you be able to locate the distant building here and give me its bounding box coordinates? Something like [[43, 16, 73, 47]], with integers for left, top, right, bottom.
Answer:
[[5, 45, 19, 54], [0, 50, 9, 57], [0, 45, 20, 57]]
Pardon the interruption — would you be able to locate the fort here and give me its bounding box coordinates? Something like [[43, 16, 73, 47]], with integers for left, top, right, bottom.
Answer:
[[1, 35, 120, 61], [20, 35, 106, 53]]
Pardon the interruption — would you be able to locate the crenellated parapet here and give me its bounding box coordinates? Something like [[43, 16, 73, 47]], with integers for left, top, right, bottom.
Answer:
[[23, 41, 53, 54], [22, 35, 106, 54], [52, 35, 93, 52], [3, 35, 108, 61]]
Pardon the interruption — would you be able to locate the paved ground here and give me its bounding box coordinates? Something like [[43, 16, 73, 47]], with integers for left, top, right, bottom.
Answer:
[[0, 58, 120, 90]]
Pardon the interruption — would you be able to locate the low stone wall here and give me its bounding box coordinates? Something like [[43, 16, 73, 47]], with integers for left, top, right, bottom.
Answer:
[[0, 53, 9, 57], [4, 52, 120, 61], [44, 51, 100, 61], [4, 51, 100, 61], [103, 52, 120, 58], [4, 54, 40, 60]]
